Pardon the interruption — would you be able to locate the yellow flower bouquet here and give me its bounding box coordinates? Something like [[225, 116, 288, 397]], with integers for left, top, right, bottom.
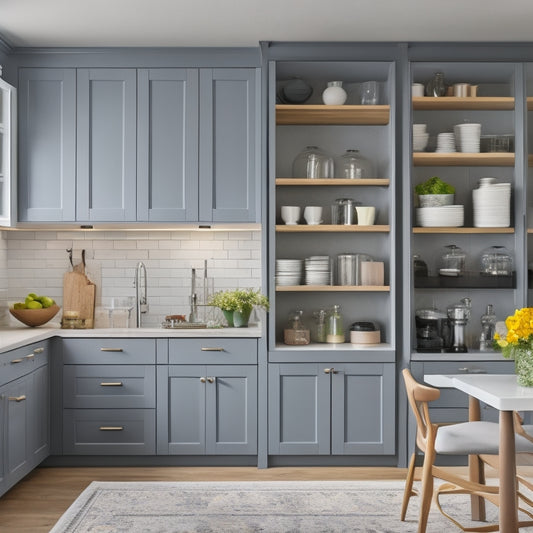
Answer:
[[494, 307, 533, 386]]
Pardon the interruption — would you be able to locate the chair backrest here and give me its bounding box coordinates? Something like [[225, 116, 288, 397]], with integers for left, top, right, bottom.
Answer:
[[402, 368, 441, 452]]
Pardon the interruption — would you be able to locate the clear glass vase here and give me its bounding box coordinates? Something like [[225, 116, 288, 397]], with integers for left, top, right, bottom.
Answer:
[[292, 146, 334, 179]]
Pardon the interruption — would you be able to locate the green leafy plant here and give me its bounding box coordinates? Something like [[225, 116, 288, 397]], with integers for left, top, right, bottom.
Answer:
[[208, 288, 269, 313], [415, 176, 455, 195]]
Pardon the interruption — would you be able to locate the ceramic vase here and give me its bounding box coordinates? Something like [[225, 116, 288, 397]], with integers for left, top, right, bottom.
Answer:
[[233, 307, 252, 328], [322, 81, 347, 106], [222, 309, 234, 327]]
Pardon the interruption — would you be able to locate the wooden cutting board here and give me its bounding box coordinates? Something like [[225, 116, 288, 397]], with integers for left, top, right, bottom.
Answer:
[[63, 271, 96, 328]]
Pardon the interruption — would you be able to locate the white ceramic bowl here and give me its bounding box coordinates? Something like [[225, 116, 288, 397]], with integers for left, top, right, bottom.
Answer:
[[418, 193, 455, 207]]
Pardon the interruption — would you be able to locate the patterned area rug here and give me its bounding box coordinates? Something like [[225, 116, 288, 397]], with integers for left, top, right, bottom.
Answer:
[[50, 480, 508, 532]]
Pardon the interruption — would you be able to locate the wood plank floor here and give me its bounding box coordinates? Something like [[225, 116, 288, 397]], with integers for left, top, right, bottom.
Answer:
[[0, 466, 407, 532]]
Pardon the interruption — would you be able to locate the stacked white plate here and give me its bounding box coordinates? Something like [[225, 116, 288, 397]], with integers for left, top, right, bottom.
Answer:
[[304, 256, 331, 285], [413, 123, 429, 152], [454, 123, 481, 153], [275, 259, 303, 286], [473, 181, 511, 227], [415, 205, 465, 227], [436, 132, 456, 153]]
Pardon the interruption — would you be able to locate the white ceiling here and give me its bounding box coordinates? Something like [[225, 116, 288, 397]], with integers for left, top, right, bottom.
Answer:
[[2, 0, 533, 48]]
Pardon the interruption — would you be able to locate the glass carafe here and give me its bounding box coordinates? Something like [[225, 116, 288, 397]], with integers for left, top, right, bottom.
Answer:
[[426, 72, 446, 97], [312, 309, 327, 343], [326, 305, 345, 344], [292, 146, 334, 179]]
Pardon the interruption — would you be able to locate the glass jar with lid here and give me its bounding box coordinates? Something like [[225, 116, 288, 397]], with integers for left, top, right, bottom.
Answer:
[[337, 149, 372, 179], [312, 309, 327, 343], [439, 244, 466, 276], [292, 146, 334, 179], [283, 310, 310, 345], [326, 305, 345, 344], [480, 245, 513, 276]]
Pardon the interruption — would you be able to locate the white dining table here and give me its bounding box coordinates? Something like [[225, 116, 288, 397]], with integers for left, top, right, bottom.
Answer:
[[424, 373, 533, 533]]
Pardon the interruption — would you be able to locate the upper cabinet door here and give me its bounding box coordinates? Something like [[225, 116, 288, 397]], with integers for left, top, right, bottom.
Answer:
[[18, 68, 76, 222], [0, 77, 16, 227], [76, 69, 137, 221], [199, 68, 260, 223], [137, 69, 199, 222]]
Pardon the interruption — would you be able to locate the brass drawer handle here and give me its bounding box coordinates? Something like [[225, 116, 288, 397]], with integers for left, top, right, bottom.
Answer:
[[201, 347, 225, 352], [8, 395, 26, 402], [200, 377, 206, 383], [207, 377, 215, 383], [33, 347, 44, 354], [100, 348, 124, 352], [99, 426, 124, 431], [10, 358, 23, 364], [24, 354, 35, 360], [324, 368, 338, 374], [100, 382, 123, 387]]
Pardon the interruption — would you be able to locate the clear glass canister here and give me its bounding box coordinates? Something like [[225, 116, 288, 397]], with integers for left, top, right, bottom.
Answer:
[[439, 244, 466, 275], [312, 309, 327, 343], [331, 198, 357, 225], [292, 146, 334, 179], [326, 305, 345, 344], [283, 310, 310, 345], [480, 246, 513, 276], [337, 149, 372, 179], [426, 72, 446, 97]]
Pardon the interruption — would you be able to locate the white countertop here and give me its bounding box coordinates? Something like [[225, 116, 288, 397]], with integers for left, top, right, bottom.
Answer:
[[0, 323, 263, 353]]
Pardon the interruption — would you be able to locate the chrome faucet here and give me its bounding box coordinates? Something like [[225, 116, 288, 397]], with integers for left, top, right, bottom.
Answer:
[[134, 261, 149, 327]]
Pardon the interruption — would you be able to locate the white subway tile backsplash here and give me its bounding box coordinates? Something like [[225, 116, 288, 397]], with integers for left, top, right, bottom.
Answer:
[[2, 229, 262, 327]]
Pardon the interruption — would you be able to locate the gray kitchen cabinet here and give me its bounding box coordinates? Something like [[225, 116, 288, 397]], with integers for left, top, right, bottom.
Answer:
[[268, 362, 395, 456], [18, 68, 76, 222], [76, 68, 137, 221], [157, 338, 258, 455], [0, 341, 49, 498], [61, 338, 156, 455], [19, 66, 259, 224], [137, 67, 259, 223]]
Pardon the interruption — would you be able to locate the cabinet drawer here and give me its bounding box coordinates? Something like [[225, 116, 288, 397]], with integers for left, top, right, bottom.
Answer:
[[0, 342, 49, 385], [63, 409, 155, 455], [168, 338, 257, 364], [63, 365, 156, 408], [62, 339, 156, 364]]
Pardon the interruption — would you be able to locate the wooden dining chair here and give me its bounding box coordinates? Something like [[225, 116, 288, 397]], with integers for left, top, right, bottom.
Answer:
[[402, 368, 520, 532]]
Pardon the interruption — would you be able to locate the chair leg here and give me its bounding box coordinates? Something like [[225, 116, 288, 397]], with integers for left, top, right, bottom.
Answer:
[[401, 452, 417, 521], [418, 447, 435, 533], [469, 454, 486, 521]]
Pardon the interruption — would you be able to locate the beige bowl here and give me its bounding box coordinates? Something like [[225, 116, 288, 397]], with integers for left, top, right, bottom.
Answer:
[[9, 304, 61, 327]]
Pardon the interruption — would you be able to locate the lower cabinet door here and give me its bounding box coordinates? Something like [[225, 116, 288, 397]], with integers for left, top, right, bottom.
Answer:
[[330, 363, 396, 455], [30, 364, 50, 466], [63, 409, 156, 455], [268, 364, 331, 455]]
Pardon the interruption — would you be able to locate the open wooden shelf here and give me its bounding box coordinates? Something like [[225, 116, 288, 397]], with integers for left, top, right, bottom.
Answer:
[[275, 178, 390, 186], [412, 96, 515, 110], [276, 104, 390, 125], [415, 273, 515, 289], [276, 224, 389, 233], [275, 285, 390, 292], [413, 152, 515, 166], [413, 227, 514, 234]]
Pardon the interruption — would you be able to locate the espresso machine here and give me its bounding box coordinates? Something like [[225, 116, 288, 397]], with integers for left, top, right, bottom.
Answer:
[[415, 308, 448, 352], [446, 297, 471, 353]]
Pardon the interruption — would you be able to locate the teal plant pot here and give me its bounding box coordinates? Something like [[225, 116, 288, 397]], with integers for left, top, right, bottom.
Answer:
[[222, 309, 234, 327], [233, 308, 252, 328]]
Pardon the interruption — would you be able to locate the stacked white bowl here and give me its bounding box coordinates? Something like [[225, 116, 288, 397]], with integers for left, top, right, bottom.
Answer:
[[454, 123, 481, 153], [436, 132, 456, 153], [415, 205, 464, 227], [413, 123, 429, 152], [472, 178, 511, 227], [304, 256, 331, 285]]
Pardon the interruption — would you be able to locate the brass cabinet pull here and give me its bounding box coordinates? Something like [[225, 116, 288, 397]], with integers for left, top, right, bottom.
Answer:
[[100, 348, 124, 352], [33, 347, 44, 354], [100, 382, 123, 387], [200, 377, 206, 383], [201, 347, 225, 352], [8, 395, 26, 402], [207, 377, 215, 383], [324, 368, 338, 374], [99, 426, 124, 431], [10, 358, 23, 364], [24, 354, 35, 360]]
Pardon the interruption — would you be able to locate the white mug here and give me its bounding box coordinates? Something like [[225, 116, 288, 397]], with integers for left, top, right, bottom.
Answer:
[[412, 83, 425, 97], [356, 206, 376, 225], [304, 206, 323, 225], [281, 206, 300, 225]]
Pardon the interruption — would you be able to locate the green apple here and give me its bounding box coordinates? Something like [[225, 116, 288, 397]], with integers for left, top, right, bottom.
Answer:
[[26, 300, 43, 309]]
